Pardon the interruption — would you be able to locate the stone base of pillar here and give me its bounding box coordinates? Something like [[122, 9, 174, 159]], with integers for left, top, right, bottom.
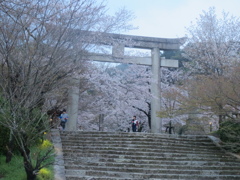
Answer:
[[182, 118, 206, 135]]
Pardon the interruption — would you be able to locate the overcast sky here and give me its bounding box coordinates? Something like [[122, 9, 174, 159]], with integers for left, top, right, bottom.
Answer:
[[105, 0, 240, 38]]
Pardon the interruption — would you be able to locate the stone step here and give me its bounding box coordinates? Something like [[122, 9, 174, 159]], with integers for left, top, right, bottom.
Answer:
[[65, 176, 145, 180], [65, 158, 240, 167], [60, 139, 217, 149], [60, 132, 212, 142], [61, 131, 208, 137], [63, 154, 238, 165], [64, 140, 212, 147], [64, 162, 240, 170], [66, 176, 240, 180], [61, 142, 219, 152], [60, 131, 211, 139], [60, 136, 217, 145], [65, 166, 240, 176], [62, 149, 230, 159], [59, 131, 240, 180], [60, 132, 211, 139], [65, 175, 240, 180], [65, 169, 240, 179], [65, 175, 186, 180], [62, 139, 214, 148], [61, 145, 223, 155]]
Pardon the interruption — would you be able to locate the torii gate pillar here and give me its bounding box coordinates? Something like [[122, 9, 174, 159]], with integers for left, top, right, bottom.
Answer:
[[66, 77, 80, 131], [151, 47, 162, 133]]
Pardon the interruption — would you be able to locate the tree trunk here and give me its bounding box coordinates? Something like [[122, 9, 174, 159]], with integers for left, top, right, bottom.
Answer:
[[148, 114, 151, 129], [23, 154, 37, 180], [20, 145, 37, 180], [6, 132, 14, 163], [25, 166, 37, 180], [219, 114, 224, 129], [148, 103, 151, 129]]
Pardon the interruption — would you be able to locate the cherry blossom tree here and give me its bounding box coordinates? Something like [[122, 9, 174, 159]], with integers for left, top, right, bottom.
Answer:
[[78, 63, 151, 132], [77, 61, 189, 133]]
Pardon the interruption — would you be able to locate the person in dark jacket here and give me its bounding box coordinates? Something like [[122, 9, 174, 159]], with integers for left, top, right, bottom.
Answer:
[[60, 109, 69, 130]]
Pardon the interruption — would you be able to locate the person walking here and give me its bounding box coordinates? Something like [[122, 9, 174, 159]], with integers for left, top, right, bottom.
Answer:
[[60, 109, 69, 130]]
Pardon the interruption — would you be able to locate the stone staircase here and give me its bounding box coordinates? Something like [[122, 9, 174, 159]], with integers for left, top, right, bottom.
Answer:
[[59, 131, 240, 180]]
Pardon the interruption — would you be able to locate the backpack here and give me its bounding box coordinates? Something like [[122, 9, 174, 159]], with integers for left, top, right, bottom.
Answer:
[[136, 120, 139, 126]]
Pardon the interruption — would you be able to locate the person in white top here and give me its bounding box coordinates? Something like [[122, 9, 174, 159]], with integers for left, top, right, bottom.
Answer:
[[131, 116, 139, 132]]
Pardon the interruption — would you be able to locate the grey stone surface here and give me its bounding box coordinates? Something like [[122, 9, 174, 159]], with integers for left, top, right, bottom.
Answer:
[[66, 77, 79, 131], [51, 129, 66, 180], [79, 30, 184, 50], [208, 135, 240, 160], [59, 131, 240, 180], [151, 47, 161, 133]]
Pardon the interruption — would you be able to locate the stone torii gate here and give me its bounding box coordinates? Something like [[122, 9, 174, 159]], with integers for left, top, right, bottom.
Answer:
[[67, 32, 183, 133]]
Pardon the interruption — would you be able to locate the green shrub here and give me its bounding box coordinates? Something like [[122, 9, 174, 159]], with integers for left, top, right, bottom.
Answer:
[[0, 138, 55, 180], [218, 121, 240, 142], [177, 125, 188, 135], [0, 155, 26, 180], [39, 139, 52, 150], [37, 168, 53, 180], [217, 121, 240, 153]]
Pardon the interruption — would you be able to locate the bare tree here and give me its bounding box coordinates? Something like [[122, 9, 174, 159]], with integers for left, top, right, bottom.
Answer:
[[0, 0, 135, 179]]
